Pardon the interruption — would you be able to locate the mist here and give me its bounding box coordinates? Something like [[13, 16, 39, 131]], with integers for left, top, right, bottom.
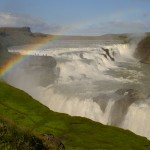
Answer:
[[3, 37, 150, 140]]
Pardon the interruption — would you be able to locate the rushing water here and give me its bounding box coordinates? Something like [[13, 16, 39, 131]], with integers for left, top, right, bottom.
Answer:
[[5, 40, 150, 140]]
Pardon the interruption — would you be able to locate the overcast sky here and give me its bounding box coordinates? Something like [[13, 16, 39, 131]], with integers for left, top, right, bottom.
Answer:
[[0, 0, 150, 35]]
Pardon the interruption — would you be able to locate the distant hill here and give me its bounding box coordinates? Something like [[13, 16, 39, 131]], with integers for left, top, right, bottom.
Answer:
[[55, 33, 128, 42]]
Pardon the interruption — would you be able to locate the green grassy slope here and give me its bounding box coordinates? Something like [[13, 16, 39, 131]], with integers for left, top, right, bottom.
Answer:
[[0, 81, 150, 149]]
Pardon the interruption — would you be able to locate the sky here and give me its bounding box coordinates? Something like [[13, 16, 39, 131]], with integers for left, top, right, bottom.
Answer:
[[0, 0, 150, 35]]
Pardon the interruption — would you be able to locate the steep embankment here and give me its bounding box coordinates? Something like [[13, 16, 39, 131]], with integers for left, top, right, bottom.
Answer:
[[0, 27, 54, 66], [0, 81, 150, 149], [136, 34, 150, 64], [0, 27, 53, 50]]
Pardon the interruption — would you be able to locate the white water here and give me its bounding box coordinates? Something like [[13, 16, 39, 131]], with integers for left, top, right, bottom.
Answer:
[[5, 40, 150, 140], [122, 101, 150, 139]]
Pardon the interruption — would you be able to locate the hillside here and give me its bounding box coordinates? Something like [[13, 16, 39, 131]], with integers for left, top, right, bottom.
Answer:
[[0, 80, 150, 149]]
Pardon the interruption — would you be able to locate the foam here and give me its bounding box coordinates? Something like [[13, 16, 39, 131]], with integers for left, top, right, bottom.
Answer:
[[5, 41, 150, 140]]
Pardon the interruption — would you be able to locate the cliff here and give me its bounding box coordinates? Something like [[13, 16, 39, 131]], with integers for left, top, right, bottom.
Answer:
[[136, 34, 150, 64], [0, 27, 54, 67], [0, 27, 31, 34], [0, 27, 53, 53]]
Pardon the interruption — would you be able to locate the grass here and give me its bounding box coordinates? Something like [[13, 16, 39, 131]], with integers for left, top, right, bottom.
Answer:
[[0, 81, 150, 149], [0, 118, 48, 150]]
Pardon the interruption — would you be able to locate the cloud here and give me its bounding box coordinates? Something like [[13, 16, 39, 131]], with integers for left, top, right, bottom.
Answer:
[[133, 0, 150, 2], [0, 12, 67, 34], [74, 19, 150, 35], [109, 20, 150, 32], [0, 12, 149, 35]]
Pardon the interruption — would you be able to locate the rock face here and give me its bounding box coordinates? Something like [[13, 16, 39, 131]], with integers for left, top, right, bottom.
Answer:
[[0, 27, 31, 34], [115, 88, 149, 99], [109, 89, 149, 126], [4, 54, 58, 87], [0, 27, 31, 50], [43, 134, 65, 150], [0, 27, 54, 68], [21, 55, 57, 86], [0, 27, 53, 54], [136, 35, 150, 64], [93, 88, 149, 127]]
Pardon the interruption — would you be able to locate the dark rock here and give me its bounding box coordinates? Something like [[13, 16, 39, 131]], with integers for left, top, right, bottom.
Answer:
[[135, 36, 150, 64], [5, 54, 58, 87], [93, 94, 110, 112], [101, 47, 115, 61], [115, 88, 149, 99], [110, 89, 150, 126], [115, 88, 133, 95], [0, 27, 31, 34], [43, 133, 54, 141], [30, 136, 46, 150], [42, 133, 65, 150]]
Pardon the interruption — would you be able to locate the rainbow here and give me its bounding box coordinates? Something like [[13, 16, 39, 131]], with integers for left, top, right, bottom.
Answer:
[[0, 18, 101, 78], [0, 35, 58, 77]]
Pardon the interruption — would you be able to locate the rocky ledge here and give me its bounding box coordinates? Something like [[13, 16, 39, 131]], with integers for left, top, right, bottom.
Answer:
[[136, 35, 150, 64]]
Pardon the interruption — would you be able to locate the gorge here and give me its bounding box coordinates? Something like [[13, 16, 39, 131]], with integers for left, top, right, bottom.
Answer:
[[1, 29, 150, 141]]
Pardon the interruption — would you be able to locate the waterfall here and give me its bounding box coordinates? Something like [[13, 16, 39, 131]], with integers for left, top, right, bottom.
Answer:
[[5, 41, 150, 140]]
